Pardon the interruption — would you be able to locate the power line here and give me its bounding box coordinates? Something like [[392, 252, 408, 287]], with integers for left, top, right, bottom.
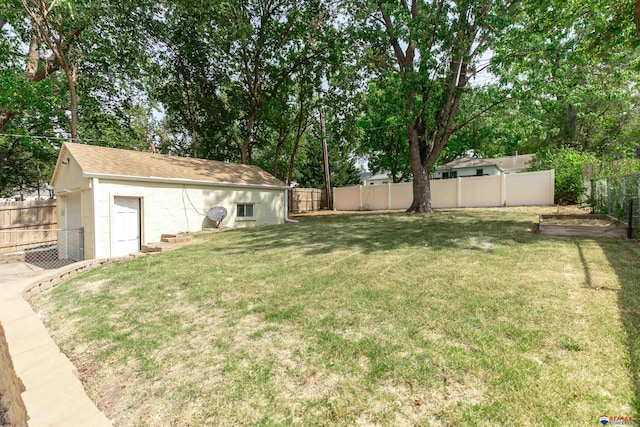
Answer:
[[0, 133, 136, 145], [0, 133, 65, 140]]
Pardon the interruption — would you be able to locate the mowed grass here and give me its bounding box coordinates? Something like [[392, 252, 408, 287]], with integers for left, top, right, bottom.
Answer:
[[32, 207, 640, 426]]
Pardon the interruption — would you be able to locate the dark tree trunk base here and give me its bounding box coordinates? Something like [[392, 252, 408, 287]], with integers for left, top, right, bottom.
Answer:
[[406, 202, 432, 214]]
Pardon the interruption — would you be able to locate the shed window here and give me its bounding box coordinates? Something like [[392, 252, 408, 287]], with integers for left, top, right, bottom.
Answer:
[[476, 169, 483, 176], [237, 203, 254, 218]]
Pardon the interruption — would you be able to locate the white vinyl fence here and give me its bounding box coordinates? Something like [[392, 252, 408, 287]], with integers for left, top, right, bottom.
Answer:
[[334, 170, 554, 211]]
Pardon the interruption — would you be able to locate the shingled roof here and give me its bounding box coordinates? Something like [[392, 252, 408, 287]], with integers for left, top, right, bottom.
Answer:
[[436, 154, 534, 172], [55, 143, 285, 187]]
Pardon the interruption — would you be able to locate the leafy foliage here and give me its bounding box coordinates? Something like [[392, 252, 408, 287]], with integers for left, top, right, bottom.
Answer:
[[529, 148, 596, 204], [3, 0, 640, 203]]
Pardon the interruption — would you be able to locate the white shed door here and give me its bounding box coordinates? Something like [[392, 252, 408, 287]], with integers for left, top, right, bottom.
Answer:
[[113, 197, 140, 256]]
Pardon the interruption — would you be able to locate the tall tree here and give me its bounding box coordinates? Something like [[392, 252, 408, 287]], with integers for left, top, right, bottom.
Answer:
[[358, 77, 411, 182], [18, 0, 87, 142], [351, 0, 520, 212], [1, 0, 66, 134], [147, 0, 337, 164], [492, 0, 640, 157]]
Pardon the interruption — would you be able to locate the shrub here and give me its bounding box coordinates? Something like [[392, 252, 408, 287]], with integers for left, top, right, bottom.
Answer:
[[529, 148, 596, 204]]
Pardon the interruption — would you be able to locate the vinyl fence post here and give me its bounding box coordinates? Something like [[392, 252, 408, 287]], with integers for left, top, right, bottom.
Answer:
[[628, 199, 634, 239], [388, 182, 392, 210], [333, 187, 337, 211], [607, 178, 611, 215]]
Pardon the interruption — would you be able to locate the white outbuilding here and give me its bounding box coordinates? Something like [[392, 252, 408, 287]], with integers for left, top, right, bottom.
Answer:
[[51, 143, 289, 259]]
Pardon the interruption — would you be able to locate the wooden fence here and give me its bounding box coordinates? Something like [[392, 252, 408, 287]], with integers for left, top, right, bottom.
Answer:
[[0, 200, 57, 254], [289, 188, 325, 213]]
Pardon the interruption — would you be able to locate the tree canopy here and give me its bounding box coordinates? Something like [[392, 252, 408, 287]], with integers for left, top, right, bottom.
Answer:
[[2, 0, 640, 205]]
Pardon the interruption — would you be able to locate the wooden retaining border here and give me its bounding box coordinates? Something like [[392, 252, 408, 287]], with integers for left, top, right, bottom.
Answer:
[[538, 214, 628, 239]]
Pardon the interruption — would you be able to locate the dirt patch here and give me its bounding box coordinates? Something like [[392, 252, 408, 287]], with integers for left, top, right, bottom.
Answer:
[[539, 214, 628, 239], [78, 279, 110, 294], [543, 217, 619, 227], [290, 209, 405, 217]]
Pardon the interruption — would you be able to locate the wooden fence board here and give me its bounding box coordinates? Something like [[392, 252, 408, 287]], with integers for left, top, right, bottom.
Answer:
[[289, 188, 325, 213], [0, 200, 57, 254]]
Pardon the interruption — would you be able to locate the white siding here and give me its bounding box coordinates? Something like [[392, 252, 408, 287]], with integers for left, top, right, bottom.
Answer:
[[432, 165, 500, 179], [93, 180, 285, 259]]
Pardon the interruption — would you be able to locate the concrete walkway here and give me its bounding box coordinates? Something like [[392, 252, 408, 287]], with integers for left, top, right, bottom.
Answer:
[[0, 262, 113, 427]]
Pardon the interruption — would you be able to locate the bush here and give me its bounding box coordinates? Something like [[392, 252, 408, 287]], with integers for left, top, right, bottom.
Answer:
[[529, 148, 596, 204]]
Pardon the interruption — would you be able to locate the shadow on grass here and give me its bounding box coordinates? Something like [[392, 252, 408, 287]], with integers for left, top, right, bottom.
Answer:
[[598, 239, 640, 413], [199, 210, 544, 257], [574, 241, 594, 289]]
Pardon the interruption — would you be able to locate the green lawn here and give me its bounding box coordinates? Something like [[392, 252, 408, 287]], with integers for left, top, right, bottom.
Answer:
[[32, 207, 640, 426]]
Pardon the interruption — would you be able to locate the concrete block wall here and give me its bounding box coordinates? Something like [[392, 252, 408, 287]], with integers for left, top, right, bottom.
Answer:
[[0, 322, 28, 427], [1, 255, 143, 427]]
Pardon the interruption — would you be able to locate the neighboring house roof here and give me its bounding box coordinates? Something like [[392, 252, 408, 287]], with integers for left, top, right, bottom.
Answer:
[[436, 154, 534, 172], [365, 171, 391, 181], [359, 171, 373, 182], [53, 143, 286, 188]]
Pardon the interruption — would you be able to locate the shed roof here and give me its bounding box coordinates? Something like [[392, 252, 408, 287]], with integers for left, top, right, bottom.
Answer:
[[54, 143, 285, 187]]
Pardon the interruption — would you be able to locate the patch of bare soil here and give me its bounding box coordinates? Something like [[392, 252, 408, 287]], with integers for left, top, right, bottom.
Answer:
[[292, 204, 591, 217], [290, 209, 405, 217], [543, 218, 619, 227]]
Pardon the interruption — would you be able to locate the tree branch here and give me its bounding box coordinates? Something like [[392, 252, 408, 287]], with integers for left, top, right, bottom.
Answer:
[[378, 2, 409, 70], [450, 96, 508, 134], [634, 0, 640, 36]]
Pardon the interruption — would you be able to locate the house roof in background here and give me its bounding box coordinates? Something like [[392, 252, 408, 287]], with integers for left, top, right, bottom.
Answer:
[[364, 171, 392, 181], [54, 143, 285, 187], [359, 171, 373, 181], [436, 154, 534, 171]]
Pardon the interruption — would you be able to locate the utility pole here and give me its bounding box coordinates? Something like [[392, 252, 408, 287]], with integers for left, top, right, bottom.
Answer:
[[320, 106, 332, 210]]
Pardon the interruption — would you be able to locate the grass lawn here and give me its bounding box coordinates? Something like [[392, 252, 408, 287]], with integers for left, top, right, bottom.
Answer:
[[32, 207, 640, 426]]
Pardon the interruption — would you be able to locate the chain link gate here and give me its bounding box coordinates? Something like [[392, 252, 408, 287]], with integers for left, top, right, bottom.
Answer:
[[0, 228, 84, 268], [591, 174, 640, 238]]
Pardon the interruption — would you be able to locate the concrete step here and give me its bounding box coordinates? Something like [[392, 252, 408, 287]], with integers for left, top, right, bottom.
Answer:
[[141, 245, 162, 253], [160, 236, 190, 244], [142, 233, 192, 253], [160, 233, 190, 240]]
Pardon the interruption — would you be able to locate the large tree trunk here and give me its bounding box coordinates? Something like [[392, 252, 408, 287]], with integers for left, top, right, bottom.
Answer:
[[406, 121, 431, 213], [286, 99, 309, 185], [240, 107, 257, 164], [65, 66, 79, 142], [0, 111, 16, 133], [634, 0, 640, 35], [1, 34, 60, 133], [273, 127, 286, 178]]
